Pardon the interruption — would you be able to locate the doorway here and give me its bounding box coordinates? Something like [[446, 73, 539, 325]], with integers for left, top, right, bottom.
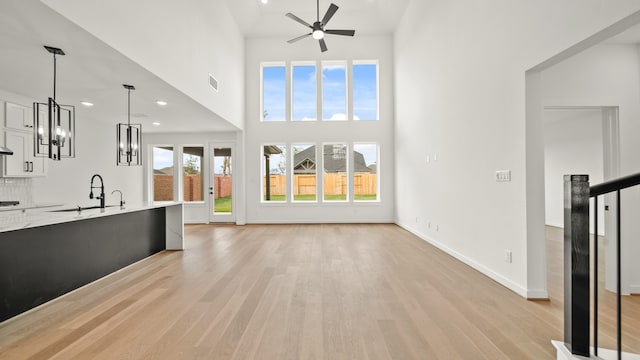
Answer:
[[209, 142, 235, 223], [543, 106, 620, 293]]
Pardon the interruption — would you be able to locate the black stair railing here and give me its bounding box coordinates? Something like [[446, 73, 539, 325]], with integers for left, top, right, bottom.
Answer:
[[564, 172, 640, 359]]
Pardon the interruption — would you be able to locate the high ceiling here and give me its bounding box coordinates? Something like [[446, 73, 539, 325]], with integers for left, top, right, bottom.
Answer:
[[0, 0, 410, 135], [0, 0, 238, 134], [223, 0, 410, 38]]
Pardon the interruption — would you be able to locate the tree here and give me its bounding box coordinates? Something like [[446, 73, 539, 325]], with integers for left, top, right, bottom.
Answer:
[[183, 155, 200, 175], [221, 156, 231, 176]]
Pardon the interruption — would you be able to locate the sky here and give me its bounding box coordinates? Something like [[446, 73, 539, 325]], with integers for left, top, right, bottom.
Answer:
[[153, 147, 174, 170]]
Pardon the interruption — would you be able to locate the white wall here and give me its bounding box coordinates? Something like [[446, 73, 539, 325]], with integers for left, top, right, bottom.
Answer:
[[394, 0, 640, 298], [0, 88, 143, 208], [41, 0, 245, 130], [144, 131, 243, 224], [244, 36, 395, 223], [543, 109, 605, 234], [541, 43, 640, 293]]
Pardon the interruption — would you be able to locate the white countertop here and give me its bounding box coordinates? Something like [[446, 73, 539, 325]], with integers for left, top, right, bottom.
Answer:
[[0, 202, 182, 233]]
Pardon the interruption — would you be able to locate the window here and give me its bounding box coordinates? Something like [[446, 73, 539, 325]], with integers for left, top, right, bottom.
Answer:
[[213, 147, 233, 213], [263, 145, 287, 201], [353, 62, 378, 121], [260, 61, 379, 122], [292, 144, 317, 201], [183, 146, 204, 202], [292, 63, 317, 121], [353, 143, 378, 201], [262, 64, 286, 122], [152, 146, 174, 201], [323, 143, 348, 201], [322, 61, 347, 121]]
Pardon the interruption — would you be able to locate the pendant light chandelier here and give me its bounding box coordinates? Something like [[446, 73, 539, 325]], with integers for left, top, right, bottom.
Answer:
[[34, 46, 75, 160], [117, 84, 142, 166]]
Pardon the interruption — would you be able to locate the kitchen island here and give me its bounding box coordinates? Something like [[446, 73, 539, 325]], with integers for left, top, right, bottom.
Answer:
[[0, 202, 183, 322]]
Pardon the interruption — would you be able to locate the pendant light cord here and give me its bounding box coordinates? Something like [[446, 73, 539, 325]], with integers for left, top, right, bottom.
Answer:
[[317, 0, 319, 21], [52, 53, 57, 101], [127, 88, 131, 126]]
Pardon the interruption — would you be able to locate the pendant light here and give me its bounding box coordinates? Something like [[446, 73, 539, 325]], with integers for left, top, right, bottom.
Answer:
[[117, 84, 142, 166], [33, 46, 75, 160]]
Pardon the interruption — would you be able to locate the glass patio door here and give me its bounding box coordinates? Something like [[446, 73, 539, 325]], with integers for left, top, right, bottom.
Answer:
[[209, 143, 235, 223]]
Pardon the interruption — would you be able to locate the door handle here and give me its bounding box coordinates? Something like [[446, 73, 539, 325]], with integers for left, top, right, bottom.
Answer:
[[30, 162, 34, 172], [24, 161, 29, 172]]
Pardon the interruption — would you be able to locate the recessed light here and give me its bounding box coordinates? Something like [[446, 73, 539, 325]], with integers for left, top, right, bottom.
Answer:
[[261, 0, 268, 3], [155, 100, 168, 106], [80, 101, 94, 107], [152, 122, 160, 126]]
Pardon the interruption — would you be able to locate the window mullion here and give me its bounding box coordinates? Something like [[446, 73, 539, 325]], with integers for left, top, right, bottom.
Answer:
[[347, 59, 353, 121], [286, 61, 291, 121], [317, 60, 322, 122]]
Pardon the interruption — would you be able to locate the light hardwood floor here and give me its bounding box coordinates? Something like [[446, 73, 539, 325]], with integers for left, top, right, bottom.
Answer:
[[0, 224, 637, 359]]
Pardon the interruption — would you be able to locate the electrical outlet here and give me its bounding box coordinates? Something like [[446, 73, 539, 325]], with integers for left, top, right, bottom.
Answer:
[[428, 221, 431, 229], [496, 170, 511, 182], [436, 224, 439, 232], [505, 250, 512, 263]]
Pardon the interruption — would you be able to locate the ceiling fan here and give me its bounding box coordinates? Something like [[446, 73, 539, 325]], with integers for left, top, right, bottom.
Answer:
[[285, 0, 355, 52]]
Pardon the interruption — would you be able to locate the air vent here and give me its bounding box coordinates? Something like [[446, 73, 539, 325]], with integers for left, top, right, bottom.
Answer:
[[131, 113, 148, 118], [208, 73, 219, 92]]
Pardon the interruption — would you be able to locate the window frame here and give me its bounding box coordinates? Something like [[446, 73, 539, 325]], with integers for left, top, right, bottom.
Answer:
[[291, 61, 318, 122], [291, 143, 318, 202], [322, 142, 350, 203], [321, 60, 348, 122], [352, 60, 379, 121], [149, 144, 178, 203], [260, 62, 287, 122], [353, 142, 380, 202], [261, 143, 288, 203], [182, 144, 205, 204]]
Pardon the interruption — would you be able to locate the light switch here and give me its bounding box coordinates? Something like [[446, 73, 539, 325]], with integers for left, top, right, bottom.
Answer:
[[496, 170, 511, 182]]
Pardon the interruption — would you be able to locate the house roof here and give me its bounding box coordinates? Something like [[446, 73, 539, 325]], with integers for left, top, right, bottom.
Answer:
[[291, 145, 372, 173]]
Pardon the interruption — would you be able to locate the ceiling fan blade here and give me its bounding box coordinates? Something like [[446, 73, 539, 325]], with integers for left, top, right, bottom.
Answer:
[[324, 29, 355, 37], [286, 12, 313, 28], [321, 3, 339, 26], [287, 33, 312, 43], [319, 38, 328, 52]]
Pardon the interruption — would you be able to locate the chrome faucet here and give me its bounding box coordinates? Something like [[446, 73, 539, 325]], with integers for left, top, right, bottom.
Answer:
[[111, 189, 125, 207], [89, 174, 105, 209]]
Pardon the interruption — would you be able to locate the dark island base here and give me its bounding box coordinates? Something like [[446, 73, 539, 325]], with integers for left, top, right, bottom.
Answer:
[[0, 207, 166, 322]]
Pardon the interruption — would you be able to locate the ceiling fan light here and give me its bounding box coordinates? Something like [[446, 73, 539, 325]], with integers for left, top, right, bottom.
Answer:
[[312, 29, 324, 40]]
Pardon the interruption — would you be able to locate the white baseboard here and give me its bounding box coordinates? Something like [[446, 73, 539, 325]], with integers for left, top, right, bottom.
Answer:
[[630, 284, 640, 295], [247, 218, 395, 224], [397, 221, 547, 299]]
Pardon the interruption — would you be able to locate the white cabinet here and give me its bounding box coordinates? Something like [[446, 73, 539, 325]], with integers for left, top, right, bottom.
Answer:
[[5, 102, 34, 131], [1, 101, 47, 177], [3, 131, 46, 178]]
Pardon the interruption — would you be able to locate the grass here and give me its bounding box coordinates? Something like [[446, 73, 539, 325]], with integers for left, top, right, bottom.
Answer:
[[262, 194, 377, 202], [214, 196, 232, 213], [354, 194, 377, 201]]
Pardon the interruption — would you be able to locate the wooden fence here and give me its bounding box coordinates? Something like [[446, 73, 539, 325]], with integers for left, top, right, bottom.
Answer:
[[154, 174, 232, 201], [263, 173, 376, 196]]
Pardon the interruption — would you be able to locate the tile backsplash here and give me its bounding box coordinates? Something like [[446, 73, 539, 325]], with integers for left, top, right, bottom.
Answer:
[[0, 178, 34, 207]]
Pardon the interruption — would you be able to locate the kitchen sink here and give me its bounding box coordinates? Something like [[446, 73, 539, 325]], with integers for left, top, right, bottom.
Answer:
[[49, 205, 120, 212]]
